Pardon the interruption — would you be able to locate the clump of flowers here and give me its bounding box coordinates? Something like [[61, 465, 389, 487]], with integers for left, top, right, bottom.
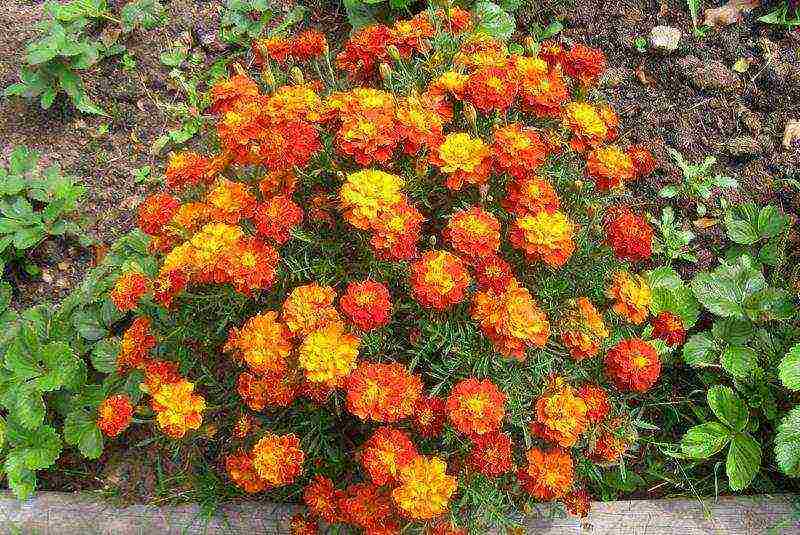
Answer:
[[346, 361, 423, 422], [97, 395, 133, 438], [560, 297, 609, 361]]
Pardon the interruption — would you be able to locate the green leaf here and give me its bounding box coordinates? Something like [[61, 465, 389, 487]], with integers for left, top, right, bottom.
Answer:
[[73, 94, 107, 116], [90, 338, 119, 374], [725, 217, 759, 245], [603, 469, 645, 492], [778, 344, 800, 391], [63, 410, 103, 459], [37, 341, 82, 392], [720, 346, 757, 379], [707, 385, 748, 431], [73, 311, 109, 340], [4, 338, 39, 380], [474, 1, 516, 40], [726, 433, 761, 491], [680, 422, 732, 459], [647, 266, 683, 291], [12, 383, 46, 430], [12, 225, 46, 250], [691, 259, 766, 320], [775, 406, 800, 477], [711, 319, 753, 346], [40, 86, 57, 109], [0, 282, 11, 313], [683, 332, 718, 367], [3, 452, 37, 499], [743, 288, 797, 322], [756, 205, 788, 239], [120, 0, 165, 32]]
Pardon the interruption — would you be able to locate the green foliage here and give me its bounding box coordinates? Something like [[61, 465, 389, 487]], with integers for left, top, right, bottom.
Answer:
[[758, 1, 800, 26], [647, 266, 700, 330], [658, 149, 737, 216], [120, 0, 165, 32], [473, 2, 516, 40], [220, 1, 305, 45], [650, 207, 697, 263], [724, 202, 791, 267], [0, 146, 90, 275]]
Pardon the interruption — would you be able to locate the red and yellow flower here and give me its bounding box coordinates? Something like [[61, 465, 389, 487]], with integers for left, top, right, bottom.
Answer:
[[464, 67, 518, 113], [117, 316, 156, 373], [492, 123, 549, 179], [282, 283, 340, 337], [369, 200, 424, 261], [138, 193, 180, 236], [392, 456, 457, 520], [472, 255, 514, 293], [562, 102, 615, 152], [340, 169, 405, 230], [446, 378, 506, 435], [578, 384, 611, 424], [468, 431, 513, 477], [413, 395, 447, 438], [164, 151, 214, 191], [225, 450, 269, 494], [251, 432, 305, 486], [518, 447, 574, 501], [651, 311, 686, 346], [559, 297, 609, 361], [336, 24, 392, 79], [444, 206, 501, 259], [607, 271, 652, 324], [111, 270, 150, 312], [587, 145, 636, 191], [97, 395, 133, 438], [604, 338, 661, 392], [360, 426, 419, 486], [430, 132, 492, 190], [304, 475, 342, 524], [298, 321, 360, 384], [345, 361, 423, 422], [562, 44, 607, 87], [501, 176, 560, 217], [210, 74, 260, 115], [150, 378, 206, 438], [531, 378, 589, 448], [510, 210, 576, 267], [339, 280, 392, 331], [225, 311, 293, 375], [604, 206, 654, 262], [254, 194, 303, 245], [338, 483, 399, 533], [410, 250, 472, 310]]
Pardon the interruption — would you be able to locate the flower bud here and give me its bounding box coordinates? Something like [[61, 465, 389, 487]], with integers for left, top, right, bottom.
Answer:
[[379, 62, 392, 82], [573, 179, 584, 191], [464, 103, 477, 130], [387, 45, 401, 61], [524, 36, 537, 56], [261, 66, 275, 88], [290, 66, 304, 85]]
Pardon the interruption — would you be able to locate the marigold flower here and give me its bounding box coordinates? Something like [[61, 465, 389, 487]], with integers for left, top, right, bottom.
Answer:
[[282, 283, 340, 337], [562, 44, 606, 87], [360, 427, 419, 486], [467, 431, 513, 477], [517, 59, 569, 117], [336, 24, 392, 79], [292, 29, 327, 61], [559, 297, 609, 361], [97, 395, 133, 437], [389, 17, 434, 56], [627, 144, 657, 178], [578, 384, 611, 424], [345, 361, 423, 422], [170, 202, 210, 234], [259, 169, 297, 198], [251, 432, 305, 486], [539, 40, 565, 66], [410, 250, 472, 310], [204, 178, 257, 224], [340, 280, 392, 331], [501, 176, 560, 217], [117, 316, 156, 373], [226, 450, 269, 494], [531, 378, 589, 448], [589, 424, 631, 462], [395, 96, 444, 154], [510, 210, 576, 267], [604, 338, 661, 392], [607, 271, 652, 324], [444, 206, 501, 259], [138, 193, 180, 235], [587, 145, 635, 191], [651, 311, 686, 346], [210, 75, 260, 115], [153, 269, 188, 309], [225, 311, 293, 375], [253, 36, 291, 64], [111, 271, 150, 312], [563, 488, 591, 518], [254, 194, 303, 245], [472, 255, 514, 293], [368, 200, 424, 261], [338, 483, 399, 533], [392, 456, 457, 520], [151, 378, 206, 439], [340, 169, 405, 230], [464, 67, 518, 113], [430, 132, 492, 191], [232, 413, 256, 438], [471, 279, 550, 359], [336, 111, 399, 166], [518, 447, 574, 501], [446, 378, 506, 435], [604, 206, 653, 262], [492, 123, 549, 179], [298, 321, 360, 384], [257, 119, 321, 172], [290, 514, 318, 535], [216, 238, 280, 295], [304, 475, 342, 524], [562, 102, 612, 152], [165, 151, 213, 190], [413, 395, 447, 438], [179, 222, 244, 275], [141, 359, 182, 395]]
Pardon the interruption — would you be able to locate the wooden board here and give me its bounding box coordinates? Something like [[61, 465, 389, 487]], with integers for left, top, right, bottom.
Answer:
[[0, 492, 797, 534]]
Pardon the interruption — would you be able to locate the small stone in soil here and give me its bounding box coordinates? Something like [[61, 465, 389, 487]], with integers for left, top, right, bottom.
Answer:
[[649, 26, 681, 53], [726, 136, 763, 157], [678, 56, 740, 92]]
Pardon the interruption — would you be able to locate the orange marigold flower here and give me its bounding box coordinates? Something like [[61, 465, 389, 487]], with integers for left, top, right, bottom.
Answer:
[[539, 40, 565, 66], [492, 123, 549, 179], [153, 269, 188, 309], [410, 250, 472, 310], [395, 96, 444, 154], [392, 456, 457, 520], [446, 378, 506, 435], [604, 338, 661, 392], [560, 297, 609, 361], [467, 431, 513, 477], [264, 84, 323, 124], [300, 378, 335, 404], [471, 279, 550, 359], [501, 175, 560, 217], [165, 151, 214, 191], [562, 44, 606, 87], [251, 432, 305, 486], [340, 169, 405, 230], [218, 238, 280, 295], [589, 424, 631, 462], [141, 359, 182, 395], [627, 144, 657, 178], [257, 119, 321, 172], [577, 383, 611, 424], [509, 210, 576, 267], [389, 18, 434, 57], [336, 24, 392, 80], [338, 483, 399, 533], [604, 206, 653, 262], [586, 145, 635, 191], [150, 378, 206, 439], [225, 450, 269, 494], [225, 311, 293, 375], [430, 70, 468, 98], [290, 514, 318, 535], [117, 316, 156, 373], [369, 200, 424, 262], [298, 321, 360, 384], [562, 102, 612, 152], [97, 395, 133, 437], [111, 271, 150, 312], [430, 7, 472, 34], [430, 132, 492, 191], [138, 193, 180, 235], [253, 35, 291, 64], [563, 488, 592, 518], [292, 29, 327, 61], [259, 169, 297, 197], [651, 311, 686, 346], [336, 111, 399, 166], [232, 413, 255, 438], [170, 202, 210, 234], [339, 280, 392, 331], [531, 378, 589, 448], [304, 475, 342, 524], [607, 271, 652, 324], [254, 195, 303, 245], [346, 361, 423, 422], [282, 283, 340, 337], [473, 255, 514, 293], [444, 206, 501, 259], [518, 447, 574, 501], [210, 75, 260, 115], [413, 395, 447, 438], [516, 57, 569, 117], [464, 67, 518, 113], [205, 178, 257, 224], [236, 370, 299, 411], [360, 426, 419, 486]]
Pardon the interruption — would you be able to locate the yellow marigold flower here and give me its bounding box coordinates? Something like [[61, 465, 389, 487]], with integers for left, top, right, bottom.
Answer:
[[170, 202, 210, 233], [251, 432, 305, 487], [151, 379, 206, 439], [225, 311, 294, 374], [265, 84, 323, 122], [471, 279, 550, 359], [509, 210, 576, 267], [562, 102, 609, 152], [299, 321, 360, 383], [161, 242, 194, 275], [531, 377, 589, 448], [435, 71, 468, 95], [340, 169, 405, 230], [430, 132, 491, 190], [410, 250, 472, 310], [282, 283, 341, 336], [608, 272, 652, 324], [188, 222, 244, 270], [587, 145, 636, 191], [444, 206, 501, 259], [513, 56, 549, 79], [560, 297, 610, 361], [392, 456, 457, 520], [204, 179, 257, 224]]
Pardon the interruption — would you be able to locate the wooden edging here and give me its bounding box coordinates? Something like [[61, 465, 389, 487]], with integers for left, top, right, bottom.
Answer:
[[0, 492, 797, 534]]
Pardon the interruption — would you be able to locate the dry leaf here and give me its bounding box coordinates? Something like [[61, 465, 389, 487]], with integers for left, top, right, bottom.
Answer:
[[783, 119, 800, 149], [635, 66, 655, 86], [704, 0, 761, 28], [92, 244, 109, 267], [693, 218, 719, 229]]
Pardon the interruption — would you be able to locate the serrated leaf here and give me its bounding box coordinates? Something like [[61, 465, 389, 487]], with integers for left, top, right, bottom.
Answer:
[[720, 346, 757, 379], [775, 406, 800, 477], [647, 266, 683, 291], [0, 282, 11, 313], [90, 338, 119, 374], [743, 288, 797, 322], [691, 259, 766, 320], [474, 1, 516, 40], [707, 385, 748, 431], [683, 332, 718, 367], [726, 433, 761, 491], [778, 344, 800, 391], [13, 383, 46, 430], [756, 205, 787, 239], [12, 225, 46, 250], [711, 319, 753, 346], [725, 218, 759, 245], [3, 452, 37, 499], [63, 409, 103, 459], [73, 311, 109, 340], [680, 422, 732, 459], [3, 338, 39, 380]]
